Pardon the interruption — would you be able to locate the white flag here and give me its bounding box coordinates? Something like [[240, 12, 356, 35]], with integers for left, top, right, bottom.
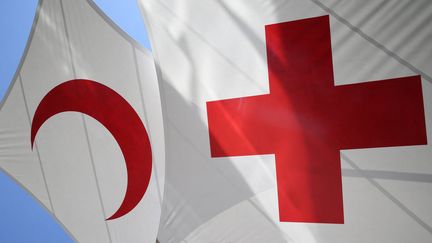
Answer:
[[0, 0, 164, 242], [140, 0, 432, 242]]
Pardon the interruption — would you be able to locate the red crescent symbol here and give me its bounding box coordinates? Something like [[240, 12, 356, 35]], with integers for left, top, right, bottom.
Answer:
[[31, 79, 152, 220]]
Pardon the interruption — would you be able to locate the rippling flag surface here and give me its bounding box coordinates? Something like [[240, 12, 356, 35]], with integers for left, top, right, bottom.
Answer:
[[140, 1, 432, 242]]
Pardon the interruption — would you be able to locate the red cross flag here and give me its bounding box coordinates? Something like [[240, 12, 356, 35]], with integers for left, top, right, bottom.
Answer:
[[140, 1, 432, 242], [0, 0, 164, 242]]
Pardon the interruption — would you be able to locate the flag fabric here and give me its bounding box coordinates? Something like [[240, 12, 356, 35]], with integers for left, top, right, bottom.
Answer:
[[140, 0, 432, 242], [0, 0, 164, 242]]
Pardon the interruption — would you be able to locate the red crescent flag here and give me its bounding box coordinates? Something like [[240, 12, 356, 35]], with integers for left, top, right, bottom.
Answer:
[[0, 0, 164, 242], [140, 1, 432, 242]]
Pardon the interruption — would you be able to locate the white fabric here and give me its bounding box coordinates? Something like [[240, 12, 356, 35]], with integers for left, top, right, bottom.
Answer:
[[0, 0, 164, 242], [140, 0, 432, 242]]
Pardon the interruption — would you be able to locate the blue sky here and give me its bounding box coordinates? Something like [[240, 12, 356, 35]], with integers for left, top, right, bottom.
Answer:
[[0, 0, 150, 241]]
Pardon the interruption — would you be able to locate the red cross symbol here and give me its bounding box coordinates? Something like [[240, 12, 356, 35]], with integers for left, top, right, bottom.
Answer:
[[206, 16, 427, 224]]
